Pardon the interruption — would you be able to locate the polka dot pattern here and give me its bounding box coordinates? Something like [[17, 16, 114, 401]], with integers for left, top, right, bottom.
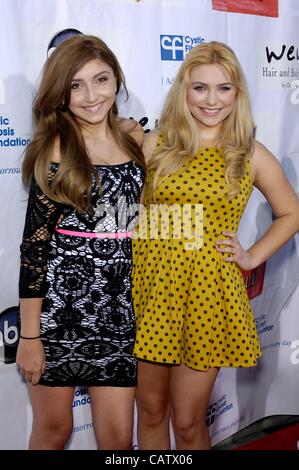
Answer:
[[132, 143, 262, 370]]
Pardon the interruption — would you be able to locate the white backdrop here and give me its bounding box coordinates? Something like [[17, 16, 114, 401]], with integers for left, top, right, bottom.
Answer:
[[0, 0, 298, 450]]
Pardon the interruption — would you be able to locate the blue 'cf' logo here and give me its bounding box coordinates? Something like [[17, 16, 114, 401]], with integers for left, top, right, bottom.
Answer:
[[160, 35, 184, 61]]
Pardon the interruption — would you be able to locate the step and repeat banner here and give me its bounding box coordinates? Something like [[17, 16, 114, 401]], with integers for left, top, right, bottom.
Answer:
[[0, 0, 298, 449]]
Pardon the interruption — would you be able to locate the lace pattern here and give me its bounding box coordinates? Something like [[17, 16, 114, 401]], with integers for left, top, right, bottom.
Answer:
[[19, 161, 145, 386]]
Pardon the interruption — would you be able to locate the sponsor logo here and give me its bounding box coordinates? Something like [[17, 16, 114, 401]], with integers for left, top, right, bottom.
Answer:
[[129, 116, 152, 134], [73, 422, 93, 433], [47, 28, 83, 56], [255, 314, 274, 335], [241, 261, 266, 300], [0, 306, 19, 364], [259, 44, 299, 91], [0, 115, 30, 149], [212, 0, 278, 18], [206, 394, 233, 426], [160, 35, 184, 61], [72, 386, 91, 408], [0, 167, 21, 175], [160, 34, 205, 61], [266, 44, 299, 64]]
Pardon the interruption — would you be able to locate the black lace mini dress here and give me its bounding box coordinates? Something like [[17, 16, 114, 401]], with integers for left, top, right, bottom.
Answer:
[[19, 160, 145, 387]]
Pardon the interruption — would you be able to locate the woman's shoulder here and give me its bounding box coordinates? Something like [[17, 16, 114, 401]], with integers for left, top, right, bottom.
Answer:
[[252, 139, 272, 156], [251, 139, 279, 163], [250, 139, 280, 184]]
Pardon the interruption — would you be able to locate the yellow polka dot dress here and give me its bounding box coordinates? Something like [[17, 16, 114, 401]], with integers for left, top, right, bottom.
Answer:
[[132, 144, 262, 370]]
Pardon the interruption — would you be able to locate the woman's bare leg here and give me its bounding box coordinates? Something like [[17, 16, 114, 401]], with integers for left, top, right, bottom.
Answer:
[[170, 365, 218, 450], [136, 361, 171, 450], [28, 384, 74, 450], [89, 386, 135, 450]]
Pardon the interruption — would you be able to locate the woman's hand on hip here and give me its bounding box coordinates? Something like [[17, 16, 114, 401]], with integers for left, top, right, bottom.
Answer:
[[216, 231, 255, 271]]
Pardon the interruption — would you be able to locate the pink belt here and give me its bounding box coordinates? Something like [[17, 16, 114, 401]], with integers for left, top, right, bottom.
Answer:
[[55, 228, 132, 239]]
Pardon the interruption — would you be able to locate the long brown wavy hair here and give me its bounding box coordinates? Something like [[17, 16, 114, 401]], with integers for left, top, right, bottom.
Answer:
[[23, 34, 145, 212], [150, 41, 254, 199]]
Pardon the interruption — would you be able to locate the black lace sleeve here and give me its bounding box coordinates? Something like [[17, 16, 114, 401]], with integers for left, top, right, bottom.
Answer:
[[19, 172, 64, 298]]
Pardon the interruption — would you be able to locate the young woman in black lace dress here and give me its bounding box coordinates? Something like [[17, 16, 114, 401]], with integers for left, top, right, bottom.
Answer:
[[16, 35, 145, 450]]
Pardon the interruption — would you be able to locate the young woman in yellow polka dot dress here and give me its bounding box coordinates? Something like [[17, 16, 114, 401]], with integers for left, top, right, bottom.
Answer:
[[132, 42, 299, 450]]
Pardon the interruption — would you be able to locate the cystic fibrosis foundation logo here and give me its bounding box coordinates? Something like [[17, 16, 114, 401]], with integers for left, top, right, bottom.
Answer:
[[160, 34, 205, 61], [255, 314, 274, 335], [0, 115, 30, 149], [0, 306, 19, 364], [73, 386, 91, 408], [206, 394, 233, 426]]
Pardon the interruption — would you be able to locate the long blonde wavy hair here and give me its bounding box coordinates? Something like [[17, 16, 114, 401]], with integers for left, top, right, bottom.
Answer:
[[150, 41, 254, 198], [23, 35, 145, 212]]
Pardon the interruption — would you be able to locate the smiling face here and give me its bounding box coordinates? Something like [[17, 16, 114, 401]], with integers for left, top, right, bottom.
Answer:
[[187, 63, 237, 135], [68, 58, 117, 127]]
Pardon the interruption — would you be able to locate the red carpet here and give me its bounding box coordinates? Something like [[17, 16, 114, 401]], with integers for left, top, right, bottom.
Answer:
[[235, 423, 299, 450]]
